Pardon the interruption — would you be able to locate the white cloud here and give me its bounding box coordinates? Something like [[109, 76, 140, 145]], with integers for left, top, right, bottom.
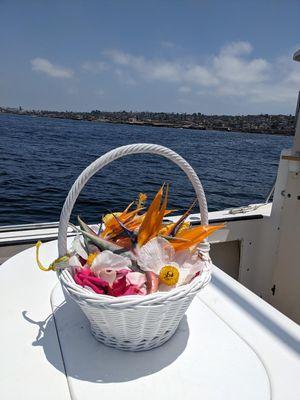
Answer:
[[247, 60, 300, 104], [185, 65, 218, 86], [160, 40, 175, 48], [31, 58, 73, 78], [104, 49, 211, 84], [286, 68, 300, 84], [114, 69, 136, 85], [178, 86, 191, 94], [102, 42, 300, 107], [82, 61, 107, 73], [103, 49, 133, 65], [213, 42, 270, 84], [149, 62, 181, 82], [220, 41, 253, 57]]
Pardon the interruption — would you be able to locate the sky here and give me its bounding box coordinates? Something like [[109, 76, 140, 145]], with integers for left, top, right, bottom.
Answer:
[[0, 0, 300, 115]]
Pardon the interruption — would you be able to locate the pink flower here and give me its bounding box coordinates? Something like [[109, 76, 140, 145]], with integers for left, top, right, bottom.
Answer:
[[108, 275, 127, 296], [108, 271, 147, 297], [74, 268, 109, 294], [123, 286, 142, 295], [73, 254, 147, 297], [126, 272, 147, 295], [90, 251, 132, 286], [73, 268, 146, 297]]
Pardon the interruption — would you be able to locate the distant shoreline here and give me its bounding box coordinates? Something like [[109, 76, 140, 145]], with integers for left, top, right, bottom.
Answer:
[[0, 107, 295, 136]]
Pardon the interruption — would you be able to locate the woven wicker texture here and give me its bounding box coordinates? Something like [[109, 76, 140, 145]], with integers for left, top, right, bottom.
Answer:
[[58, 143, 212, 351]]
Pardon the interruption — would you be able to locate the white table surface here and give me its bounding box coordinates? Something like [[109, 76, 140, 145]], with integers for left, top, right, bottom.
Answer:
[[52, 284, 269, 400], [1, 239, 299, 400]]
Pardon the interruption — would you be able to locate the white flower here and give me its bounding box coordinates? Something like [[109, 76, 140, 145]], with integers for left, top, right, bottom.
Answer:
[[126, 271, 146, 287], [90, 250, 132, 286], [137, 237, 204, 289], [70, 235, 88, 260]]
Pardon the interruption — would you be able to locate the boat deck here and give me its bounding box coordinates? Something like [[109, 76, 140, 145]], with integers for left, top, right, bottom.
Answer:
[[0, 203, 271, 265], [1, 237, 299, 399]]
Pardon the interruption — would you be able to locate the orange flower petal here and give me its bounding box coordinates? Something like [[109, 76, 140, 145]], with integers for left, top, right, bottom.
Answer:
[[170, 224, 224, 251], [137, 185, 164, 246]]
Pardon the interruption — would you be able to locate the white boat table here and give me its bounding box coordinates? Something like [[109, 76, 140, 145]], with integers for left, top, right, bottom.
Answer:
[[1, 239, 299, 400]]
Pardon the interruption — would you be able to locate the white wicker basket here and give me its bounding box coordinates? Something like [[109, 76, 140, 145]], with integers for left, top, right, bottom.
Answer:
[[58, 143, 213, 351]]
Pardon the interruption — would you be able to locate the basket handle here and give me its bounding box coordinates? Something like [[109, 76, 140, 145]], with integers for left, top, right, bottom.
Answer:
[[58, 143, 209, 257]]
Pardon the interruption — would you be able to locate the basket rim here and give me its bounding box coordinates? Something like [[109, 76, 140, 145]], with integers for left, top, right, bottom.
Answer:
[[59, 263, 212, 307]]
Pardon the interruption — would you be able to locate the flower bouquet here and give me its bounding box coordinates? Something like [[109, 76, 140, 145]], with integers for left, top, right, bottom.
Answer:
[[36, 144, 223, 351]]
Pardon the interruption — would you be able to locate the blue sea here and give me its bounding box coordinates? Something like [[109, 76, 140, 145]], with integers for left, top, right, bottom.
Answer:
[[0, 114, 293, 226]]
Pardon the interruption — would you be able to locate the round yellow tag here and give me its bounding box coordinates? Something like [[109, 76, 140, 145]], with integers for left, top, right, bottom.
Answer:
[[159, 265, 179, 286]]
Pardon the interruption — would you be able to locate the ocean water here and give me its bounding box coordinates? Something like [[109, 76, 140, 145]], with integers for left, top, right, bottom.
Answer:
[[0, 114, 293, 226]]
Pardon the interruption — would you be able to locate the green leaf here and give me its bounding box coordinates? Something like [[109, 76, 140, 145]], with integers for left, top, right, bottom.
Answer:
[[79, 229, 129, 254]]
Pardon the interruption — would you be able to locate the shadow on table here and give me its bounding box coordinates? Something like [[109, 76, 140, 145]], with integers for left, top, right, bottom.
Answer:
[[22, 297, 189, 383]]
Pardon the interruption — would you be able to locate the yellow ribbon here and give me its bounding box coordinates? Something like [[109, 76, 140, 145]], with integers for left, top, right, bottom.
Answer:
[[35, 240, 69, 271]]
